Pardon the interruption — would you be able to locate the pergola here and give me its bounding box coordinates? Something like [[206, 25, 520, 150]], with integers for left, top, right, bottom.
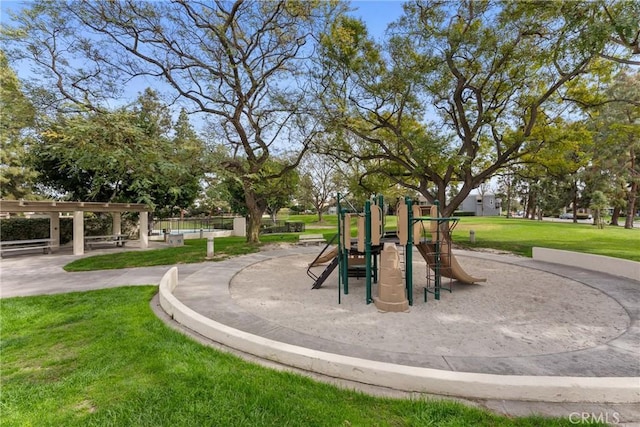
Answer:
[[0, 200, 149, 255]]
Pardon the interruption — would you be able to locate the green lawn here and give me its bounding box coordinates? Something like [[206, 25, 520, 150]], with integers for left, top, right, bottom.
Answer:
[[294, 214, 640, 262], [450, 217, 640, 261], [0, 287, 598, 426], [66, 216, 640, 271], [64, 234, 300, 272]]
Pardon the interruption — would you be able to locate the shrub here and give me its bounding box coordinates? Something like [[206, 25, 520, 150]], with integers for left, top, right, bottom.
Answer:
[[0, 218, 55, 241], [453, 211, 476, 217], [1, 215, 138, 243]]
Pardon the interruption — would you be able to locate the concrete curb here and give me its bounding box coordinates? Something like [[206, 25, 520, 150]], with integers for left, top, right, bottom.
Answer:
[[533, 247, 640, 282], [159, 266, 640, 404]]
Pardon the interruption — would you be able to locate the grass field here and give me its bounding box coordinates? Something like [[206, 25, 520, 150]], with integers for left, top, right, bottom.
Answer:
[[1, 287, 599, 426], [64, 234, 300, 271], [296, 214, 640, 262], [65, 215, 639, 271], [450, 217, 640, 261]]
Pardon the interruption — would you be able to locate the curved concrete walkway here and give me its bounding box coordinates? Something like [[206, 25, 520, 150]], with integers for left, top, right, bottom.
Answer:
[[2, 244, 639, 424]]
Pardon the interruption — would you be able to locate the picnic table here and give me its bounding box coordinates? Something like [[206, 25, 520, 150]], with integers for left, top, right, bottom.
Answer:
[[84, 234, 129, 249], [0, 238, 53, 257]]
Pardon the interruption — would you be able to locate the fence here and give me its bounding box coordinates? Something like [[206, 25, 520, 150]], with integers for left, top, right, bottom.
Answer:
[[260, 219, 305, 234], [152, 217, 235, 235], [152, 217, 304, 236]]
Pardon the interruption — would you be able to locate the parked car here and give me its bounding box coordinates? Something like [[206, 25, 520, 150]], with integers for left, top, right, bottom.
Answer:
[[559, 212, 593, 220]]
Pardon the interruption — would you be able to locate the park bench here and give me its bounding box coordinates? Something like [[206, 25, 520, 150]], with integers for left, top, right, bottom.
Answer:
[[298, 234, 326, 246], [0, 238, 53, 257], [84, 234, 129, 250]]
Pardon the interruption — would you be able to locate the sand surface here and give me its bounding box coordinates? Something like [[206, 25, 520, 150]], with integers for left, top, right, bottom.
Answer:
[[230, 252, 629, 358]]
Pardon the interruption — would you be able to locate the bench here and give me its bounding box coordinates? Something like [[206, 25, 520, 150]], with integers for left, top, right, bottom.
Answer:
[[298, 234, 327, 246], [84, 234, 129, 249], [0, 238, 53, 257]]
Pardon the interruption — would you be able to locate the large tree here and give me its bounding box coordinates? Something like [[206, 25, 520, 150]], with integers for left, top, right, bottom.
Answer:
[[587, 70, 640, 229], [316, 0, 637, 219], [221, 157, 299, 222], [3, 0, 341, 243], [0, 51, 37, 200], [297, 153, 339, 222], [31, 90, 204, 214]]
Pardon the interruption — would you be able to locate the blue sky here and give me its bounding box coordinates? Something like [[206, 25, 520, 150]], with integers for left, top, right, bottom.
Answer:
[[0, 1, 406, 32], [1, 0, 407, 112], [348, 1, 405, 38], [0, 1, 406, 43]]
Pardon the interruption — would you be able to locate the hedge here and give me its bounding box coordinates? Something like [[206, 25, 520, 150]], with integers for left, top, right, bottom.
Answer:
[[0, 216, 137, 243]]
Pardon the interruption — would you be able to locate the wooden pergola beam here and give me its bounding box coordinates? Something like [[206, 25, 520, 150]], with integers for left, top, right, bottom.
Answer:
[[0, 200, 148, 214]]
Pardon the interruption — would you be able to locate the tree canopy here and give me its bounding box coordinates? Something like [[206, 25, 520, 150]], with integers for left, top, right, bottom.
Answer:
[[0, 51, 38, 200], [3, 0, 343, 242], [31, 89, 204, 214], [316, 0, 639, 217]]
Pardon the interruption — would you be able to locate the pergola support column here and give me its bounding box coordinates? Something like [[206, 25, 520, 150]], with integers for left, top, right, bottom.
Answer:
[[49, 213, 60, 251], [73, 211, 84, 256], [139, 212, 148, 249], [113, 212, 122, 236]]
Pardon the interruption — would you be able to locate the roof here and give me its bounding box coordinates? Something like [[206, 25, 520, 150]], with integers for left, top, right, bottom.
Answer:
[[0, 200, 149, 213]]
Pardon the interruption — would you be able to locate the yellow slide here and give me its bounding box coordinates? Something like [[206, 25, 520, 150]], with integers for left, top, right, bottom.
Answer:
[[416, 242, 486, 284], [309, 246, 338, 267]]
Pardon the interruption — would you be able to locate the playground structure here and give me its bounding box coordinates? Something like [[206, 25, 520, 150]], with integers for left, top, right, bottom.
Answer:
[[307, 195, 486, 306]]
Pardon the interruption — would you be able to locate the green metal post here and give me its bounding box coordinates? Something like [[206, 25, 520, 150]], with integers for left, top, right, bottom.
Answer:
[[434, 200, 441, 300], [405, 196, 413, 306], [377, 194, 385, 235], [373, 251, 378, 283], [365, 200, 372, 304], [337, 194, 342, 304], [342, 207, 349, 295]]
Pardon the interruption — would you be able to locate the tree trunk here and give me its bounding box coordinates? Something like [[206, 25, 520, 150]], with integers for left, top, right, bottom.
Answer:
[[527, 192, 536, 220], [505, 179, 513, 218], [245, 211, 261, 243], [244, 186, 266, 244], [610, 206, 620, 226], [317, 210, 323, 222], [625, 180, 638, 229]]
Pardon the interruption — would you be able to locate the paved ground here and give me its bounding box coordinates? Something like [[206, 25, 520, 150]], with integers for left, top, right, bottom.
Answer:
[[2, 243, 639, 425]]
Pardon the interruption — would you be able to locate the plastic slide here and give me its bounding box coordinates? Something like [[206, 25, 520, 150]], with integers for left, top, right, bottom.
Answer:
[[309, 246, 338, 267], [415, 242, 486, 284]]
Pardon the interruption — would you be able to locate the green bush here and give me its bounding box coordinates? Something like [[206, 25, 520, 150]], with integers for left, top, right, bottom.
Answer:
[[258, 219, 305, 234], [0, 218, 56, 241], [285, 221, 305, 232], [1, 215, 138, 243]]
